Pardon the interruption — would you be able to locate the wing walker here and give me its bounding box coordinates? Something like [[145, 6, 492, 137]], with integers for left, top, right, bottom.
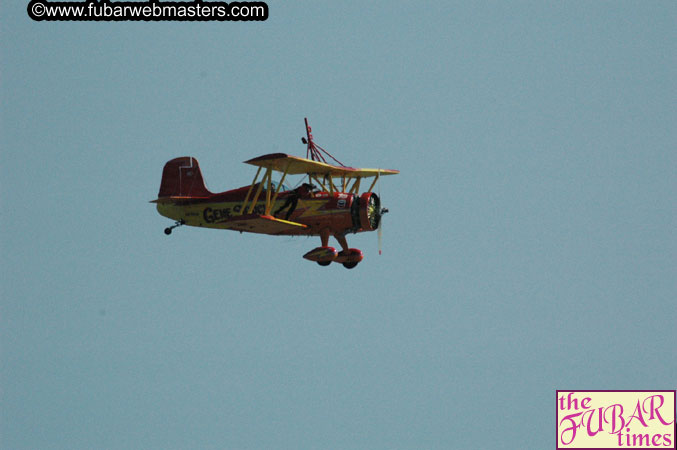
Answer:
[[151, 119, 399, 269]]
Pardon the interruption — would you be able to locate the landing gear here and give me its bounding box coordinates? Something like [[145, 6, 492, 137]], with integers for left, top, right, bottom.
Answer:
[[303, 230, 364, 268], [315, 258, 358, 269], [336, 249, 363, 269], [164, 219, 185, 235]]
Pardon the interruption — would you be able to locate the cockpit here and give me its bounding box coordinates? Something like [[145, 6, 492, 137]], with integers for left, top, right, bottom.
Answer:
[[269, 180, 291, 192]]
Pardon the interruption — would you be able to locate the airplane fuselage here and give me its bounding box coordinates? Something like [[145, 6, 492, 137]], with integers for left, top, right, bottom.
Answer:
[[156, 188, 376, 237]]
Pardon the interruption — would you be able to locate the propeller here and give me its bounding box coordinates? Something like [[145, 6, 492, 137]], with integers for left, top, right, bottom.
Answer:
[[378, 219, 382, 255], [358, 172, 390, 255], [377, 207, 388, 255], [377, 168, 386, 255], [376, 208, 388, 255]]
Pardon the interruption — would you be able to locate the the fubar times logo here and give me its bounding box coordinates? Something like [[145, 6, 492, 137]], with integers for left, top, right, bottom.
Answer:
[[556, 390, 676, 449]]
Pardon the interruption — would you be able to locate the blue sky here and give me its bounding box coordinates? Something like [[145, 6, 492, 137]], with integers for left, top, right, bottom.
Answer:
[[2, 1, 675, 448]]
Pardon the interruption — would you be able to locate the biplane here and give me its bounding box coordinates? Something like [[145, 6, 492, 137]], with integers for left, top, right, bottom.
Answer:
[[151, 119, 398, 268]]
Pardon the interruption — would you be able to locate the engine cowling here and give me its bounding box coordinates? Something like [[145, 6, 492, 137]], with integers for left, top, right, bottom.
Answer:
[[357, 192, 382, 231]]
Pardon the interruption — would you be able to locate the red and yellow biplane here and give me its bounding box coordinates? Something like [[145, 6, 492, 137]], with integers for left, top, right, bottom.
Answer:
[[152, 119, 398, 268]]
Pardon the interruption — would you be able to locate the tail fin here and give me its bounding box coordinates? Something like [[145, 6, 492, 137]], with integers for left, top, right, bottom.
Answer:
[[158, 157, 212, 198]]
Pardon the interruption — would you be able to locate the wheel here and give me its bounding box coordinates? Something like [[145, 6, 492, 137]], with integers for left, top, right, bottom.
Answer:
[[164, 228, 172, 235], [342, 261, 358, 269], [317, 261, 331, 267]]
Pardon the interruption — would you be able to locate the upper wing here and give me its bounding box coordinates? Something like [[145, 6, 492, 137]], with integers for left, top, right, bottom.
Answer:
[[244, 153, 399, 178], [149, 196, 209, 204], [218, 214, 308, 235]]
